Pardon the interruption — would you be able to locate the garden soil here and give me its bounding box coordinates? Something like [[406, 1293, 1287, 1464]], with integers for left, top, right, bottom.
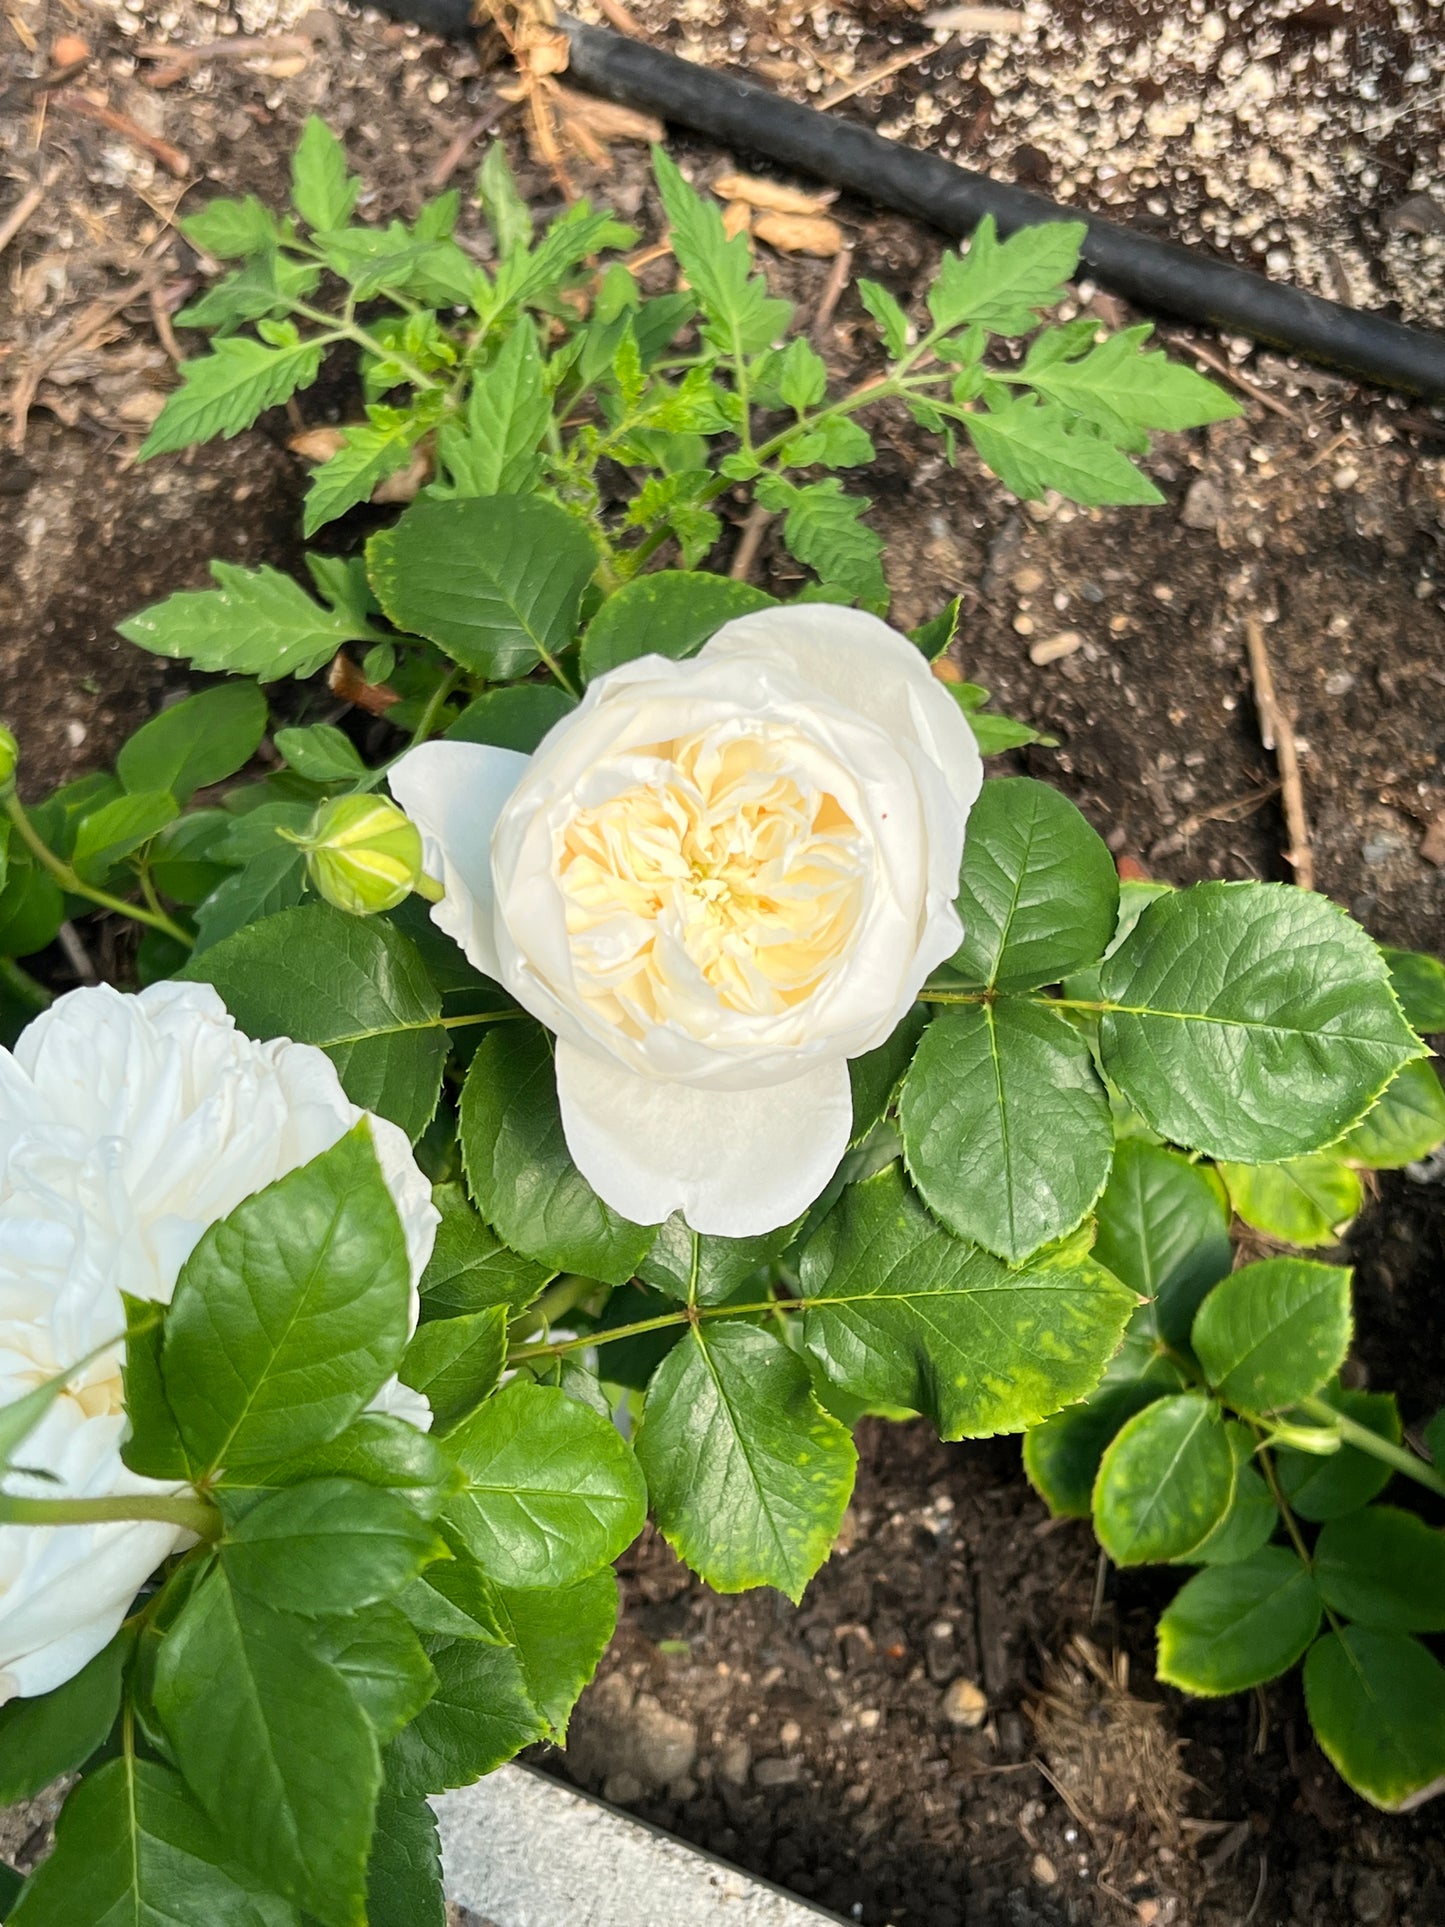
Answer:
[[3, 0, 1444, 1921]]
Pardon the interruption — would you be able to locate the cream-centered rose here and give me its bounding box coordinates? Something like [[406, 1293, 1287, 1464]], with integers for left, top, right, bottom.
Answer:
[[391, 605, 981, 1236], [0, 981, 438, 1702]]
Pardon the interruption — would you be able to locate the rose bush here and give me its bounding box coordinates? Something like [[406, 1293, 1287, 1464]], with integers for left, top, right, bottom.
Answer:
[[391, 605, 980, 1234], [0, 123, 1443, 1927], [0, 981, 436, 1703]]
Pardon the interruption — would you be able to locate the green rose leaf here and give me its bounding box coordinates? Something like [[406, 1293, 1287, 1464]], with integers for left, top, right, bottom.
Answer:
[[801, 1164, 1136, 1441], [399, 1307, 508, 1435], [117, 563, 369, 683], [484, 1568, 618, 1741], [218, 1477, 446, 1615], [900, 1000, 1114, 1263], [949, 777, 1118, 991], [445, 1377, 647, 1588], [579, 572, 775, 682], [637, 1213, 799, 1308], [637, 1320, 856, 1603], [366, 496, 596, 680], [458, 1023, 655, 1286], [385, 1636, 546, 1796], [1341, 1059, 1445, 1168], [1313, 1507, 1445, 1632], [154, 1570, 380, 1927], [364, 1788, 444, 1927], [314, 1604, 437, 1744], [1096, 882, 1422, 1161], [0, 1634, 127, 1807], [1276, 1388, 1400, 1520], [8, 1757, 297, 1927], [1156, 1546, 1321, 1696], [1093, 1392, 1236, 1566], [1191, 1258, 1352, 1413], [847, 1004, 930, 1148], [1216, 1155, 1363, 1248], [1381, 946, 1445, 1033], [418, 1184, 553, 1322], [1304, 1627, 1445, 1812], [1022, 1383, 1165, 1520], [163, 1123, 412, 1473], [71, 792, 179, 884], [216, 1413, 461, 1521], [117, 682, 268, 804], [182, 902, 447, 1142], [445, 684, 577, 754], [1093, 1140, 1233, 1353], [1180, 1423, 1278, 1568]]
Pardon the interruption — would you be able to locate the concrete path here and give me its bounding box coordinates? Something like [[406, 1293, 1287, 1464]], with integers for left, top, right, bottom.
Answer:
[[436, 1765, 845, 1927]]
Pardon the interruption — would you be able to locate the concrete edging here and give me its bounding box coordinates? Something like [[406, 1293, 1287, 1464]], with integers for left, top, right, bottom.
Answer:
[[436, 1764, 846, 1927]]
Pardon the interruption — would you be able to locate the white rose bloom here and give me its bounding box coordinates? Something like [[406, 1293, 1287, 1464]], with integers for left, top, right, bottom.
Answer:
[[0, 980, 438, 1703], [391, 604, 981, 1237]]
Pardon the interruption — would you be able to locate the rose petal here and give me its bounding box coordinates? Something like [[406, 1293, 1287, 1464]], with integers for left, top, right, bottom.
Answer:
[[700, 601, 983, 823], [389, 740, 531, 981], [555, 1040, 852, 1237]]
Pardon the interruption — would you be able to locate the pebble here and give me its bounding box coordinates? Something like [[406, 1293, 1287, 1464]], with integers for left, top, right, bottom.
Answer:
[[1324, 670, 1355, 695], [1012, 565, 1045, 594], [1013, 614, 1036, 636], [1333, 466, 1360, 490], [779, 1720, 802, 1748], [942, 1677, 989, 1728], [753, 1756, 803, 1788], [603, 1771, 645, 1806], [1180, 477, 1224, 530], [626, 1694, 698, 1786], [857, 1708, 882, 1730], [1029, 630, 1083, 665], [1031, 1853, 1058, 1886], [716, 1738, 751, 1787], [923, 1619, 956, 1684]]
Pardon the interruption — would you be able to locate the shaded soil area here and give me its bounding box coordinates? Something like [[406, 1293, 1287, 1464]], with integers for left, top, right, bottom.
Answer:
[[3, 2, 1445, 1923]]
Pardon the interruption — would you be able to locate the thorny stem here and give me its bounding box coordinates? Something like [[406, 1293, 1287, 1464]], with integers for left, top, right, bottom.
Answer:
[[4, 795, 194, 949]]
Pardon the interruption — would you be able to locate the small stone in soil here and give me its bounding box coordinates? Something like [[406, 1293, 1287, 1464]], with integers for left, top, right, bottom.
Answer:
[[1031, 1853, 1058, 1885], [754, 1757, 803, 1788], [942, 1677, 989, 1728], [603, 1771, 645, 1805], [716, 1738, 751, 1786], [1029, 630, 1083, 665], [1180, 477, 1224, 529]]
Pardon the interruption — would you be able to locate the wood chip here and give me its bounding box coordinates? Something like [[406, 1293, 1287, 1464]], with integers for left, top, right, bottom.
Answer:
[[753, 211, 844, 257], [553, 84, 662, 146], [720, 200, 752, 241], [288, 426, 346, 462], [1245, 616, 1314, 891], [712, 171, 836, 217], [1029, 630, 1082, 665], [1421, 811, 1445, 867], [942, 1677, 989, 1729], [922, 5, 1028, 31], [328, 652, 400, 715]]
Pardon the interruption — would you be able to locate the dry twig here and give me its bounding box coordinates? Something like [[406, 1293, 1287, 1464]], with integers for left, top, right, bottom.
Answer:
[[148, 283, 184, 369], [1245, 616, 1314, 891], [821, 43, 942, 109], [7, 263, 167, 451], [425, 99, 508, 190], [810, 244, 854, 344], [729, 504, 773, 583], [0, 174, 51, 259], [51, 92, 189, 177]]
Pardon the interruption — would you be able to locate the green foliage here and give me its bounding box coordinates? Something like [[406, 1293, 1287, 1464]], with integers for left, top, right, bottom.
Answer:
[[637, 1320, 855, 1602], [5, 118, 1438, 1927]]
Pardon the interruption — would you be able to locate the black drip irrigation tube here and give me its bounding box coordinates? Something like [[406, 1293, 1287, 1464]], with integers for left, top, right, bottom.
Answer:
[[375, 1, 1445, 400]]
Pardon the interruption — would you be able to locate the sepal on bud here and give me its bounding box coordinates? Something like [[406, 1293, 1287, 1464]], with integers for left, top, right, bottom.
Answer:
[[283, 794, 429, 916]]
